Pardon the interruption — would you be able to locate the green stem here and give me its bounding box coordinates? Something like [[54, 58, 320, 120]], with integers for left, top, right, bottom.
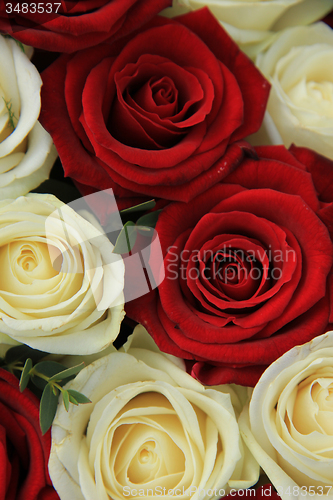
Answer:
[[31, 369, 64, 393], [5, 363, 24, 373]]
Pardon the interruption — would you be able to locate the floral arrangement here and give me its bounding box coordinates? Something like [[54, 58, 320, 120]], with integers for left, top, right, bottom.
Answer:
[[0, 1, 332, 499]]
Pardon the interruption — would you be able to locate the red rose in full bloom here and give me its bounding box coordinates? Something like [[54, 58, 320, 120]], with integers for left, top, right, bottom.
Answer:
[[127, 145, 333, 386], [0, 0, 171, 52], [40, 8, 270, 205], [0, 368, 59, 500]]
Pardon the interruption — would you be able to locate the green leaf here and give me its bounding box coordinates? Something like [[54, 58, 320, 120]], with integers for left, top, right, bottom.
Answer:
[[120, 199, 156, 214], [67, 389, 92, 405], [19, 358, 32, 392], [39, 383, 60, 434], [48, 362, 85, 382], [136, 210, 162, 229], [33, 361, 68, 378], [68, 393, 79, 405], [62, 390, 70, 412], [31, 361, 68, 390], [31, 376, 48, 390], [4, 345, 47, 365], [113, 221, 137, 254]]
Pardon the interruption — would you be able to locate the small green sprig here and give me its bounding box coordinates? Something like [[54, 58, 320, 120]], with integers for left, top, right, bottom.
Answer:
[[113, 209, 162, 255], [2, 97, 18, 130], [0, 345, 91, 435], [18, 359, 91, 434]]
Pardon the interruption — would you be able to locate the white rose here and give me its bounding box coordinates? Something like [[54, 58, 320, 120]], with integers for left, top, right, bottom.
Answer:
[[239, 330, 333, 500], [0, 193, 125, 354], [162, 0, 333, 58], [49, 325, 259, 500], [0, 35, 57, 199], [250, 23, 333, 159]]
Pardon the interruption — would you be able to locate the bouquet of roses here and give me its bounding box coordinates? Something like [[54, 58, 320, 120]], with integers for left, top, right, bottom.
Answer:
[[0, 1, 332, 499]]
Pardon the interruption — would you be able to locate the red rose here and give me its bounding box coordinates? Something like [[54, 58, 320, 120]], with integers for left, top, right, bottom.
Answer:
[[0, 368, 59, 500], [0, 0, 171, 52], [40, 8, 270, 204], [126, 145, 333, 386]]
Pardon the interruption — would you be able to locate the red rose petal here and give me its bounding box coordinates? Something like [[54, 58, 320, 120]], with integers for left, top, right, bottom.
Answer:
[[0, 370, 58, 499], [177, 8, 270, 140], [224, 154, 320, 213], [289, 144, 333, 203], [40, 55, 120, 191], [0, 0, 172, 52]]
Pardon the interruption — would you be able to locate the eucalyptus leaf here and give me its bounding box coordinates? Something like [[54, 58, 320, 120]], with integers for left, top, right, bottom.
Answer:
[[113, 221, 137, 254], [39, 383, 60, 435], [67, 389, 92, 405], [33, 361, 68, 378], [48, 362, 85, 382], [120, 200, 156, 214], [136, 209, 161, 229], [32, 361, 68, 390], [31, 375, 49, 390], [62, 390, 70, 412], [5, 345, 47, 364], [136, 225, 155, 238], [19, 358, 32, 392], [68, 394, 79, 405]]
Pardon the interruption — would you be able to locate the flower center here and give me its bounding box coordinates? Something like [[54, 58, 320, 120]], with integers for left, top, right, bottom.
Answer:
[[0, 240, 60, 293], [17, 247, 38, 272], [291, 371, 333, 436], [202, 247, 267, 301], [128, 439, 161, 483], [138, 441, 157, 464]]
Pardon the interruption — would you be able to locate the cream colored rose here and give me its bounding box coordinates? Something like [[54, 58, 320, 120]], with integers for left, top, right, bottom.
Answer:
[[162, 0, 333, 58], [0, 35, 57, 198], [49, 325, 259, 500], [0, 193, 125, 354], [239, 331, 333, 500], [250, 23, 333, 159]]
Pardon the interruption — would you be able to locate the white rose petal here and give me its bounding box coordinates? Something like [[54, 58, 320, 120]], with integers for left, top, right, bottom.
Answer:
[[239, 331, 333, 500], [0, 193, 125, 354], [50, 326, 259, 500], [250, 23, 333, 159], [0, 36, 56, 198], [162, 0, 333, 58]]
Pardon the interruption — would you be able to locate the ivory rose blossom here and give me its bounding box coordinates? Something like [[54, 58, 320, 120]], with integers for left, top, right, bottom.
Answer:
[[162, 0, 333, 58], [0, 35, 57, 199], [0, 194, 125, 354], [49, 326, 259, 500], [239, 330, 333, 499], [252, 23, 333, 160]]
